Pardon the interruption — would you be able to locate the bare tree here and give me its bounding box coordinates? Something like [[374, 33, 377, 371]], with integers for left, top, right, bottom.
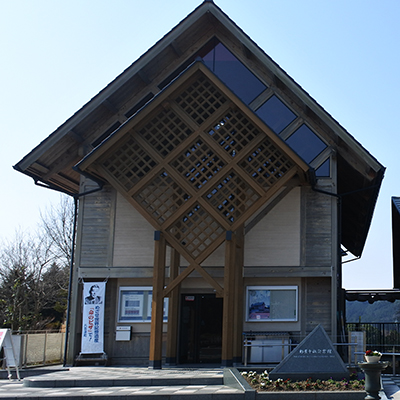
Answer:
[[0, 231, 49, 330], [40, 195, 75, 267], [0, 195, 74, 330]]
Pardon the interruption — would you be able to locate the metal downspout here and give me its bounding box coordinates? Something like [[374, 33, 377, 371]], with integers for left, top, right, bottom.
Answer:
[[311, 175, 383, 346], [63, 197, 78, 367], [63, 169, 105, 366], [32, 172, 105, 366], [311, 179, 343, 344]]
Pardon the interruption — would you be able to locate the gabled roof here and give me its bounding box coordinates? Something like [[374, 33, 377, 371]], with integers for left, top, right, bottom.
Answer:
[[75, 61, 310, 263], [14, 0, 384, 257]]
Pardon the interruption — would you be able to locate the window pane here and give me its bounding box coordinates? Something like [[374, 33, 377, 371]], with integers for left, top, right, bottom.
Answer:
[[316, 158, 330, 177], [256, 95, 296, 134], [203, 43, 266, 104], [270, 290, 296, 320], [286, 125, 327, 164]]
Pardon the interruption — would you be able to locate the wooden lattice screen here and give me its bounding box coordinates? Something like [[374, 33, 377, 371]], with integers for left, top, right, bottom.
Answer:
[[86, 63, 307, 264]]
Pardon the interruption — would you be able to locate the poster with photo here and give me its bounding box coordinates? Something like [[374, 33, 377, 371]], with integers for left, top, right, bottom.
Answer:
[[81, 282, 106, 354], [247, 288, 271, 321]]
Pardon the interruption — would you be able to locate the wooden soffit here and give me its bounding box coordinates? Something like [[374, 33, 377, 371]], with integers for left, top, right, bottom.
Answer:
[[76, 61, 309, 264]]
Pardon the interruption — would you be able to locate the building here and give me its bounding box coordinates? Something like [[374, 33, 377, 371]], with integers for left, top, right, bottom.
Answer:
[[393, 197, 400, 289], [14, 1, 384, 367]]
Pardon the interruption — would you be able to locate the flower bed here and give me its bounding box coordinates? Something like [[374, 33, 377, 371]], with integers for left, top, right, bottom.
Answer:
[[241, 370, 365, 392]]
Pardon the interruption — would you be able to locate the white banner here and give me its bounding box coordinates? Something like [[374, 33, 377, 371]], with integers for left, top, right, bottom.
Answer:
[[81, 282, 106, 354]]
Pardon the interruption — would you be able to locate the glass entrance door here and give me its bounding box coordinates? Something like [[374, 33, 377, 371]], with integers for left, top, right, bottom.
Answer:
[[179, 294, 223, 363]]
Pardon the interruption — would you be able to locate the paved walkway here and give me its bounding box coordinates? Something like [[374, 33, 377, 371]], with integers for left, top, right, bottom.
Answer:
[[0, 366, 245, 399], [1, 367, 400, 399], [383, 375, 400, 399]]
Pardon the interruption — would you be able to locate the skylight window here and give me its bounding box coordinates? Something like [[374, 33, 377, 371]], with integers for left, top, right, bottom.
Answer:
[[286, 124, 327, 164], [202, 42, 266, 105], [256, 95, 296, 134], [315, 158, 330, 177]]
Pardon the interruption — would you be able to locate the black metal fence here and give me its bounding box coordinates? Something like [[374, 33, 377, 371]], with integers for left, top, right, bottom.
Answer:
[[346, 322, 400, 353]]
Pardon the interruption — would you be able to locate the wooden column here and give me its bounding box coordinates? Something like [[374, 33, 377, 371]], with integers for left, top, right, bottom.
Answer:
[[221, 231, 236, 366], [166, 248, 180, 365], [149, 231, 166, 369], [233, 226, 244, 364]]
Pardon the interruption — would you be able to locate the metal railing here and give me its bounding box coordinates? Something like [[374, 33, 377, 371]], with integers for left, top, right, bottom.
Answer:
[[10, 331, 65, 368], [242, 326, 400, 376], [346, 322, 400, 354]]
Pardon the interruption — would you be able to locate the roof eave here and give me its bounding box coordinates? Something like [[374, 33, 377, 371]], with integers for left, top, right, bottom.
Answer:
[[206, 3, 384, 173], [393, 197, 400, 288], [14, 1, 216, 173]]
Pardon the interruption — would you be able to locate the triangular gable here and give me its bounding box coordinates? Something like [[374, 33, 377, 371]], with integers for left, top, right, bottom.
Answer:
[[14, 1, 384, 257], [76, 61, 309, 263]]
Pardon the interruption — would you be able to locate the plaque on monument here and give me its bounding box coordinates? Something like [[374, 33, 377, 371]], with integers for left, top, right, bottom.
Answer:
[[269, 325, 349, 380]]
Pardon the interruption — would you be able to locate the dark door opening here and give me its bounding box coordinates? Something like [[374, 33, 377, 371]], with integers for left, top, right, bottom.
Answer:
[[179, 294, 223, 363]]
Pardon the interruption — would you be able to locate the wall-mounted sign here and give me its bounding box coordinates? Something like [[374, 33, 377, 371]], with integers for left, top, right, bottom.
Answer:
[[246, 286, 298, 322], [118, 287, 168, 322]]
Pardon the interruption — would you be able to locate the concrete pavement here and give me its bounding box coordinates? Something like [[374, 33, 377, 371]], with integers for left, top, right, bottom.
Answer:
[[0, 366, 399, 399]]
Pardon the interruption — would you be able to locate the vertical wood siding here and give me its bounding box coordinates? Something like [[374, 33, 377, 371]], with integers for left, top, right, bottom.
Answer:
[[305, 277, 331, 334], [113, 193, 155, 267], [79, 185, 114, 267], [113, 189, 301, 268], [303, 187, 333, 267], [244, 188, 301, 266]]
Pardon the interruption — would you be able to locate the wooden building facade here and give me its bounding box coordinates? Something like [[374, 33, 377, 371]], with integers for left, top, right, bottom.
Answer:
[[15, 1, 384, 367]]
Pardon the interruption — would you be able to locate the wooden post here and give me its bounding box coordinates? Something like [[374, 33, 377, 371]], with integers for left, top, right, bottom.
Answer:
[[166, 248, 180, 365], [149, 231, 166, 369], [221, 231, 235, 366], [233, 226, 244, 364]]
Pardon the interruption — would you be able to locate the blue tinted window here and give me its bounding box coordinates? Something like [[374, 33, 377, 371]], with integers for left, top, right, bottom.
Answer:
[[203, 43, 266, 104], [316, 158, 330, 177], [256, 95, 296, 134], [286, 125, 327, 164]]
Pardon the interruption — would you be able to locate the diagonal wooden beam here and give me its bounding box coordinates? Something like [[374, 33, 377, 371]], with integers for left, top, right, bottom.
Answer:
[[192, 262, 224, 297], [162, 259, 224, 298], [162, 232, 225, 297], [163, 264, 195, 297]]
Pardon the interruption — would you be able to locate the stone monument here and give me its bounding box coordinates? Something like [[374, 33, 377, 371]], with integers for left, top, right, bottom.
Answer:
[[269, 325, 349, 380]]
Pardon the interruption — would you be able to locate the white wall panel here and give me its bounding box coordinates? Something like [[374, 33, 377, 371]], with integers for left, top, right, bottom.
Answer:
[[244, 188, 300, 266]]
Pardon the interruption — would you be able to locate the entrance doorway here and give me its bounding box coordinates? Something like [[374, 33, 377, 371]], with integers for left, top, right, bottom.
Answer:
[[179, 294, 223, 364]]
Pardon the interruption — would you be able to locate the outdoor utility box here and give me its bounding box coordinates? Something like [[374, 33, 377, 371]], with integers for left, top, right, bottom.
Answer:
[[249, 338, 290, 363], [116, 326, 131, 341]]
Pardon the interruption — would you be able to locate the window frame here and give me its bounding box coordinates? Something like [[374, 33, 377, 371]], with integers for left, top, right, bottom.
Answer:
[[246, 286, 298, 322], [118, 286, 169, 323]]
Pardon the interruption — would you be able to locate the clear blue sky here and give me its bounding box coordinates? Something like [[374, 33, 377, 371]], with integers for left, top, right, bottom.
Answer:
[[1, 1, 399, 290]]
